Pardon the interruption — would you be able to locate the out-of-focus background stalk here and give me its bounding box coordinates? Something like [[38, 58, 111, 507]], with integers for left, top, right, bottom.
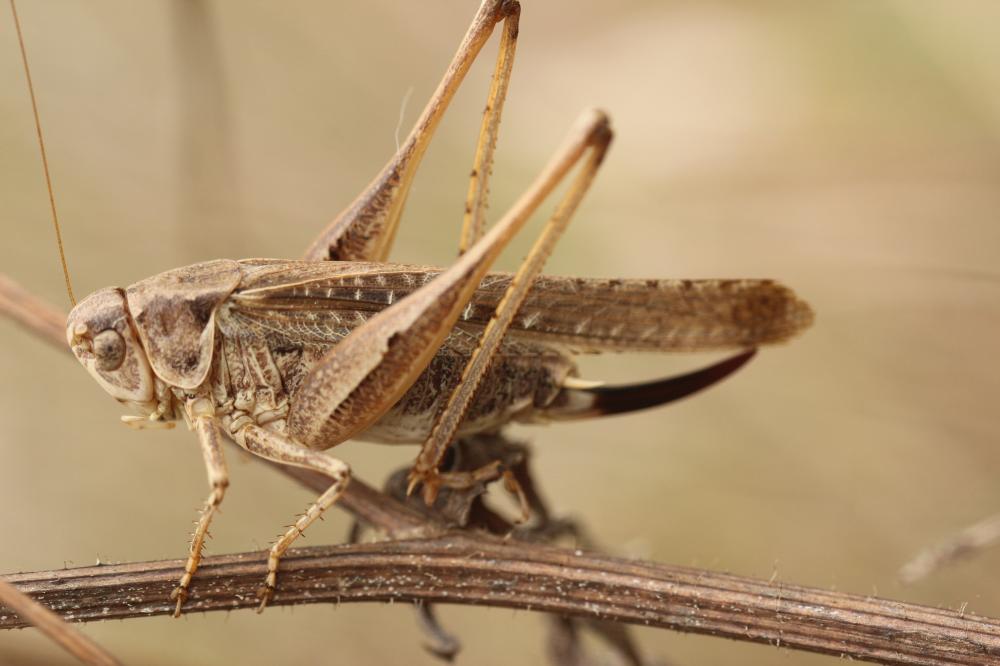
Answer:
[[2, 1, 999, 664]]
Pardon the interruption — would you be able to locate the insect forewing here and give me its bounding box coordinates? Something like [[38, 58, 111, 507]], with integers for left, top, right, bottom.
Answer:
[[231, 260, 813, 353]]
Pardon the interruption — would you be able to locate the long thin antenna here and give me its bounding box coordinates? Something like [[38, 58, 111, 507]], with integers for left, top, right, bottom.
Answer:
[[9, 0, 76, 306]]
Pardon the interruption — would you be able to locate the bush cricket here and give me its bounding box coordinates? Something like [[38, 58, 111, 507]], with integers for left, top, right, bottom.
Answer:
[[13, 0, 813, 619]]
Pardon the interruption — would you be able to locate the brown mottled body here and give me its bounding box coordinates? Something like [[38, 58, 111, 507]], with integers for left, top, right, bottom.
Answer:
[[203, 259, 812, 447], [80, 254, 811, 453], [215, 260, 571, 446]]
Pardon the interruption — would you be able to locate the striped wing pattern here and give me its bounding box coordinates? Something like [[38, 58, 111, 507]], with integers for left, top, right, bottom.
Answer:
[[230, 259, 813, 353]]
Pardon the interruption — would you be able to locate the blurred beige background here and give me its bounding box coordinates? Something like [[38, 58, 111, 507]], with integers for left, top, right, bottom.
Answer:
[[2, 1, 1000, 664]]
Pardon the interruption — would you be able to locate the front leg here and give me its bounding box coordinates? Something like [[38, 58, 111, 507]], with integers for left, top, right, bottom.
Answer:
[[172, 398, 228, 617]]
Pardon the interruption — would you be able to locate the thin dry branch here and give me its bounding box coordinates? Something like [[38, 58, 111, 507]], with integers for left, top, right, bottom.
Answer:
[[900, 513, 1000, 584], [0, 273, 67, 347], [2, 535, 999, 666], [0, 579, 120, 666]]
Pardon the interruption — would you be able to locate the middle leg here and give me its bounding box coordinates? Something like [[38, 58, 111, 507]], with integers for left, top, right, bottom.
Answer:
[[235, 424, 350, 612]]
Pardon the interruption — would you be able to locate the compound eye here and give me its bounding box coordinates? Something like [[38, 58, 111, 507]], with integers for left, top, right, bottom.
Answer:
[[93, 329, 126, 371]]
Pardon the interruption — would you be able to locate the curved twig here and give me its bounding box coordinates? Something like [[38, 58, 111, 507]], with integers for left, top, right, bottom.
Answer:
[[900, 513, 1000, 584], [0, 579, 120, 666], [2, 535, 999, 666], [0, 273, 67, 347]]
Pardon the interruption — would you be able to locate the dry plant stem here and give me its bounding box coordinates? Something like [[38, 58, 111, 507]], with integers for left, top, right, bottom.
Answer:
[[0, 580, 120, 666], [2, 536, 1000, 666], [0, 273, 66, 348], [900, 512, 1000, 583]]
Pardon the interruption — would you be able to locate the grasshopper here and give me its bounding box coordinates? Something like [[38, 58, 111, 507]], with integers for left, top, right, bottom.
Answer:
[[33, 0, 813, 618]]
